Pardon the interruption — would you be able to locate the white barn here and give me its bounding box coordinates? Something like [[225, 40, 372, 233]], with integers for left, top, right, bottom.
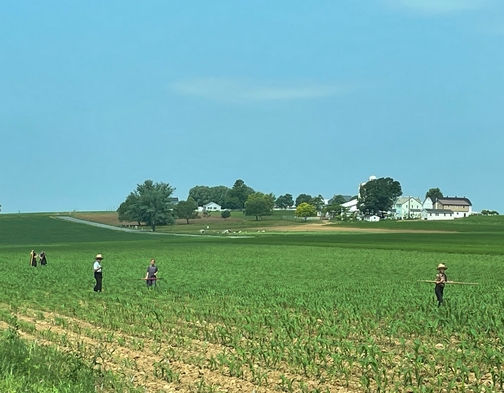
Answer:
[[342, 198, 359, 213], [422, 197, 472, 220]]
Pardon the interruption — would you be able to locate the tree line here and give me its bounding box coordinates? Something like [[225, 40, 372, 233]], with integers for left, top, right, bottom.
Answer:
[[117, 178, 455, 230]]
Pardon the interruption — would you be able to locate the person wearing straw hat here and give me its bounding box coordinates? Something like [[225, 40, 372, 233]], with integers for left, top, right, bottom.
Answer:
[[435, 263, 448, 307], [93, 254, 104, 292]]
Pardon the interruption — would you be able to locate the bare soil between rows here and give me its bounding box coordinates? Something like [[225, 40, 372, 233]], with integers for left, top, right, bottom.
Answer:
[[1, 306, 358, 393]]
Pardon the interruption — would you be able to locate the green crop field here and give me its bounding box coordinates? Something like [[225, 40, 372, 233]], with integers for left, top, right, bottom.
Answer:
[[1, 214, 504, 392]]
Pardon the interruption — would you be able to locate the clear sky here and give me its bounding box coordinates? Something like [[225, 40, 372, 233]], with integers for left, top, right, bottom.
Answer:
[[1, 0, 503, 213]]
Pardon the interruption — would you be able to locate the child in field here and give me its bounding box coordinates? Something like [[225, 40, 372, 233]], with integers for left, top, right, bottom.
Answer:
[[435, 263, 447, 307], [40, 251, 47, 266], [29, 250, 37, 267]]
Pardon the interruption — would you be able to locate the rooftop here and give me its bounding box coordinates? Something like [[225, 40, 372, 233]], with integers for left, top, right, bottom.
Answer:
[[436, 197, 472, 206]]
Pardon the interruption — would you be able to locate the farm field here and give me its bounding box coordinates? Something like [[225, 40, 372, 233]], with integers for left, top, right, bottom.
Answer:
[[74, 210, 504, 235], [73, 210, 305, 234], [1, 214, 504, 392]]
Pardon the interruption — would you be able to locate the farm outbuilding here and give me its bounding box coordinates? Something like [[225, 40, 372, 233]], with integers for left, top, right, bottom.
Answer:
[[422, 196, 472, 220], [421, 209, 454, 220]]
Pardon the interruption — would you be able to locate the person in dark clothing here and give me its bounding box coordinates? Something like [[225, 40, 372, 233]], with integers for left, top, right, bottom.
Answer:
[[435, 263, 448, 307], [145, 259, 158, 288], [93, 254, 104, 292], [30, 250, 38, 267], [40, 251, 47, 266]]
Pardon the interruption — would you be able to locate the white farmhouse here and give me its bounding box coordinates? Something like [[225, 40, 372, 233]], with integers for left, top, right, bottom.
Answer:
[[392, 196, 423, 219]]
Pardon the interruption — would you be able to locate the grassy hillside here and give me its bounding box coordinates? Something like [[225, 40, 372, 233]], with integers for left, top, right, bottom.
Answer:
[[328, 215, 504, 233], [2, 213, 504, 255]]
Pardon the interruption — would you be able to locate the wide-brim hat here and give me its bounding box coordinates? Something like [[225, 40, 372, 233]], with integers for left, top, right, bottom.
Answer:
[[436, 263, 447, 270], [96, 254, 104, 260]]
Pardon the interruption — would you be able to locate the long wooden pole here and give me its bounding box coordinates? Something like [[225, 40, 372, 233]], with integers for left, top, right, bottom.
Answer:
[[419, 280, 478, 285]]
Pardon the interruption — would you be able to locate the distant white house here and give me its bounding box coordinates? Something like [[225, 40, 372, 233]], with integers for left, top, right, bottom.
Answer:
[[199, 202, 222, 212], [421, 196, 472, 220], [392, 196, 423, 219]]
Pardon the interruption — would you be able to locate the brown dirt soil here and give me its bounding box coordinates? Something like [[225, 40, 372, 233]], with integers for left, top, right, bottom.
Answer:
[[73, 212, 134, 226], [72, 212, 451, 234], [255, 223, 453, 233], [1, 306, 359, 393], [73, 212, 243, 227]]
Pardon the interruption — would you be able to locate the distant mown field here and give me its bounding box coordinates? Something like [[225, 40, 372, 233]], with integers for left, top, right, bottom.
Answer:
[[1, 213, 503, 392], [73, 209, 302, 231], [73, 209, 504, 233]]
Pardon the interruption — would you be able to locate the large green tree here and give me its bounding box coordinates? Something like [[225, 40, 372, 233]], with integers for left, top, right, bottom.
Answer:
[[324, 202, 342, 219], [117, 194, 142, 225], [188, 186, 212, 206], [296, 202, 317, 221], [117, 180, 176, 231], [328, 194, 347, 205], [295, 194, 313, 207], [275, 193, 294, 209], [358, 177, 402, 215], [225, 179, 254, 210], [222, 195, 241, 210], [245, 192, 274, 221], [175, 198, 198, 224], [312, 194, 326, 212], [210, 186, 230, 207], [188, 185, 230, 207], [425, 188, 443, 201]]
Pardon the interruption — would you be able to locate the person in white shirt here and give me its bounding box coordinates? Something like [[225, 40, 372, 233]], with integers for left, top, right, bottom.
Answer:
[[93, 254, 104, 292]]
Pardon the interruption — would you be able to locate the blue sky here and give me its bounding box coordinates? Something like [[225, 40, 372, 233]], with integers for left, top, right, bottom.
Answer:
[[1, 0, 503, 213]]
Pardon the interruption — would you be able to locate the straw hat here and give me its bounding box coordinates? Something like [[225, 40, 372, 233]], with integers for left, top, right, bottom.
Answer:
[[95, 254, 104, 260], [436, 263, 447, 270]]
